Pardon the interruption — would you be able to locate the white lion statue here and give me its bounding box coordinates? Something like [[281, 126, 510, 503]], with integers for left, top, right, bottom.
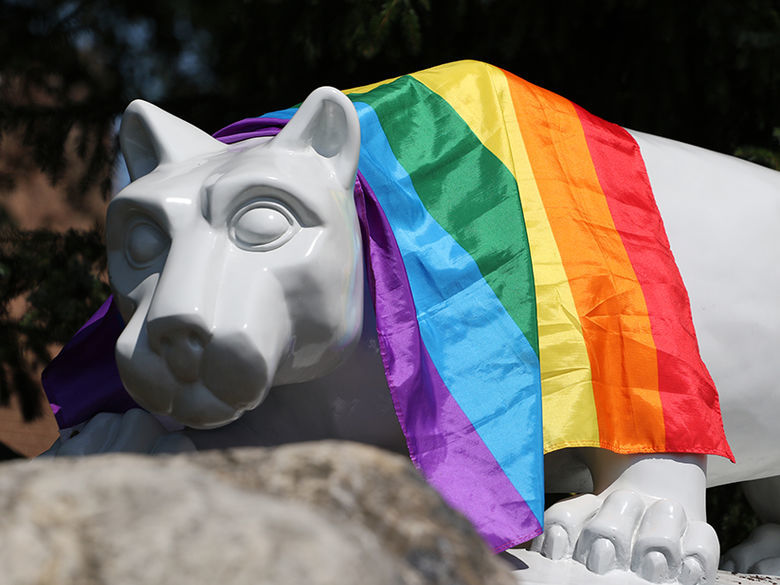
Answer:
[[42, 61, 780, 584]]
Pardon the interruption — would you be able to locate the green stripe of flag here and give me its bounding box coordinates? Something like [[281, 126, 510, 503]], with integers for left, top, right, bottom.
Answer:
[[350, 76, 538, 355]]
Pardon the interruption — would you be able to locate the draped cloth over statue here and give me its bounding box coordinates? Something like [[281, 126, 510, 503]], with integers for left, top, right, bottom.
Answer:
[[43, 61, 733, 553]]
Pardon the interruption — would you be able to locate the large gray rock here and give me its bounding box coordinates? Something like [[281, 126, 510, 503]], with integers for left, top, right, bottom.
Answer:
[[0, 441, 516, 585]]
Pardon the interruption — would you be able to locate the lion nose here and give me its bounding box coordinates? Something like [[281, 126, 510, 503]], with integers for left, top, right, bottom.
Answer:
[[147, 317, 210, 383]]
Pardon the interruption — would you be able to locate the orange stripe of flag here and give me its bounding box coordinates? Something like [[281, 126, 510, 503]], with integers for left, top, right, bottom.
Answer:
[[575, 105, 734, 460], [505, 72, 667, 452]]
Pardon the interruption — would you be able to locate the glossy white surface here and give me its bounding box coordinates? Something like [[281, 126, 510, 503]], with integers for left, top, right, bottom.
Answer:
[[44, 89, 780, 584], [107, 88, 364, 429]]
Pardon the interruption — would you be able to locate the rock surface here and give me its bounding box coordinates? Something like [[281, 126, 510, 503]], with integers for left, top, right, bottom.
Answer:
[[0, 441, 516, 585]]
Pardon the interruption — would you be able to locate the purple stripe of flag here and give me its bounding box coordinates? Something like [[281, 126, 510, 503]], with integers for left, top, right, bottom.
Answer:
[[212, 117, 292, 143], [42, 297, 138, 428], [354, 175, 542, 551]]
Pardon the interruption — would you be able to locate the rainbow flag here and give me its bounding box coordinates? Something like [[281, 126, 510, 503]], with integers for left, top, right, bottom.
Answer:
[[44, 60, 732, 553]]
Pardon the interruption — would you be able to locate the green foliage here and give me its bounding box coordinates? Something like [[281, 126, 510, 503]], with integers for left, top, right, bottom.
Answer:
[[735, 128, 780, 171], [3, 0, 778, 167], [0, 216, 109, 418]]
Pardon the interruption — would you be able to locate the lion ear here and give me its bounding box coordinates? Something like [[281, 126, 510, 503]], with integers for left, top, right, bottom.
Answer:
[[273, 87, 361, 190], [119, 100, 226, 181]]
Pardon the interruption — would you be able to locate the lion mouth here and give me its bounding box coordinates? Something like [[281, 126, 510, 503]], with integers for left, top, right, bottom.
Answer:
[[168, 382, 246, 429], [117, 326, 274, 429], [128, 373, 265, 430], [163, 357, 269, 429], [152, 333, 271, 428], [198, 333, 270, 409]]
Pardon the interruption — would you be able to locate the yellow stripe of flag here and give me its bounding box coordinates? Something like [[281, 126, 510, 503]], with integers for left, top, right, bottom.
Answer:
[[411, 61, 600, 450]]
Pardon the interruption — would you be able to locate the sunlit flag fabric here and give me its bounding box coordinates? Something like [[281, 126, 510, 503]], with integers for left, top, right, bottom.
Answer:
[[43, 60, 733, 552]]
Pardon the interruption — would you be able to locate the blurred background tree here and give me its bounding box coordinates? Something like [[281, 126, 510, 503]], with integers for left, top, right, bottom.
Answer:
[[0, 0, 777, 546]]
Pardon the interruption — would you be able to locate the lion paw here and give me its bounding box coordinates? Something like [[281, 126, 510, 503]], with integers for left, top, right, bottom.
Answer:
[[531, 490, 718, 584], [41, 408, 196, 457]]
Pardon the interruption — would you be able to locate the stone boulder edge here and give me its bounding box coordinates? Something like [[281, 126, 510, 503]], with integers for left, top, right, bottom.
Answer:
[[0, 441, 517, 585]]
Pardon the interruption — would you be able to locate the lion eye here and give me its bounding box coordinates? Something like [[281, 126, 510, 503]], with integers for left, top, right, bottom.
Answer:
[[230, 203, 299, 250], [125, 220, 168, 267]]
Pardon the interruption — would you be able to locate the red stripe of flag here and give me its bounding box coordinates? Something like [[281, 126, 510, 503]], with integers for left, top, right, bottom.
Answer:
[[575, 105, 733, 460]]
